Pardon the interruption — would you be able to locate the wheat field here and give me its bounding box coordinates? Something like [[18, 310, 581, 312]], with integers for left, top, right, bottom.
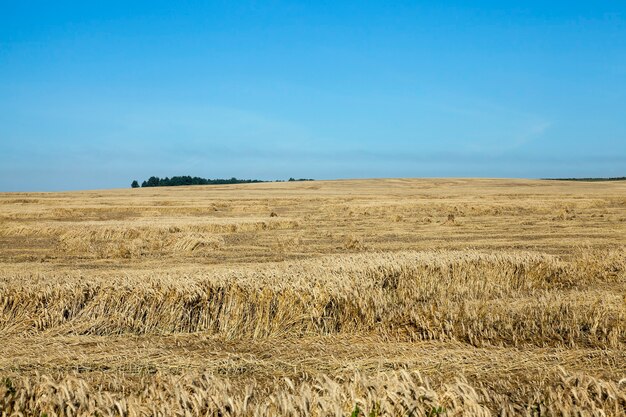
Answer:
[[0, 178, 624, 416]]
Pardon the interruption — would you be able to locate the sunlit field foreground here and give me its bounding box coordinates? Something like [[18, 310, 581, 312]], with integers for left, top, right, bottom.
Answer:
[[1, 178, 625, 416]]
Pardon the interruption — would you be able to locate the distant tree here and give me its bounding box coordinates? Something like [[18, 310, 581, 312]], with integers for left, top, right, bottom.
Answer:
[[288, 177, 295, 182], [131, 180, 139, 188], [145, 176, 160, 187], [141, 181, 148, 187]]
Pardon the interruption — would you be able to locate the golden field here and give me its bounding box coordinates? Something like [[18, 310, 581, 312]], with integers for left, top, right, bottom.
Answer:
[[0, 178, 624, 416]]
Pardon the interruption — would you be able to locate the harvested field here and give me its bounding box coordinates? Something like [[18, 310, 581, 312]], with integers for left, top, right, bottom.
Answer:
[[0, 178, 625, 416]]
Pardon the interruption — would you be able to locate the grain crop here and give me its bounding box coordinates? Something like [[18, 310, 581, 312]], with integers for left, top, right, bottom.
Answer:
[[0, 178, 624, 416]]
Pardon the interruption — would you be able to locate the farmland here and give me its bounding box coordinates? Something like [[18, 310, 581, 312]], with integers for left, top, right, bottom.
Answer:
[[0, 178, 625, 416]]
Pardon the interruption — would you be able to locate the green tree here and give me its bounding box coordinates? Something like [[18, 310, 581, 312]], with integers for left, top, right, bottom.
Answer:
[[145, 176, 160, 187], [131, 180, 139, 188]]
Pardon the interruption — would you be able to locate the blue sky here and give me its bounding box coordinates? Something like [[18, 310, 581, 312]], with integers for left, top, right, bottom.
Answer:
[[1, 1, 625, 191]]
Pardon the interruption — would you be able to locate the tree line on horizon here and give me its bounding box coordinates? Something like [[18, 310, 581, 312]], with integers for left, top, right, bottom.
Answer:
[[543, 177, 626, 182], [131, 176, 314, 188]]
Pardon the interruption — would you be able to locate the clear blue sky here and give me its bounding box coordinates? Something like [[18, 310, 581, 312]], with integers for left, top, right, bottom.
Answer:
[[1, 1, 625, 191]]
